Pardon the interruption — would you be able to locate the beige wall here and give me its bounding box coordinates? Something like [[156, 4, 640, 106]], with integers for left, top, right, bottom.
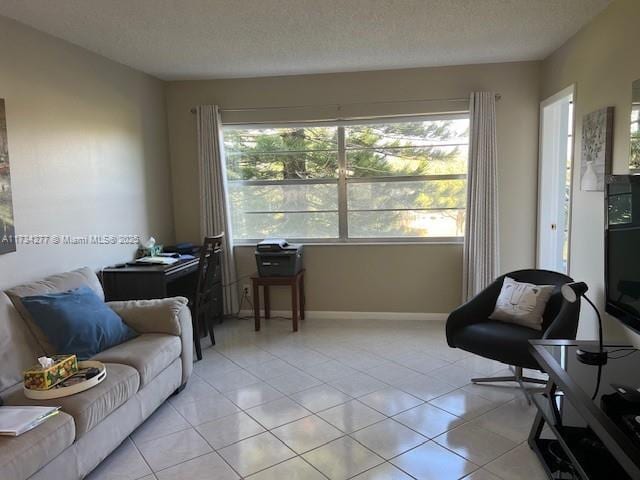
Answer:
[[0, 16, 174, 289], [166, 62, 541, 313], [235, 244, 463, 314], [541, 0, 640, 341]]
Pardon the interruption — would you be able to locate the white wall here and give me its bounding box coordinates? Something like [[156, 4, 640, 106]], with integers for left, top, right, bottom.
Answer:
[[542, 0, 640, 341], [0, 16, 174, 289]]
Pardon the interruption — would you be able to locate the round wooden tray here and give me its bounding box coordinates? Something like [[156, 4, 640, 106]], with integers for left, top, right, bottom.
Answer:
[[24, 361, 107, 399]]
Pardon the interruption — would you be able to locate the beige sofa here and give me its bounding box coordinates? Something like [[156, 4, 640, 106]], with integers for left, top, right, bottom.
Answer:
[[0, 267, 193, 480]]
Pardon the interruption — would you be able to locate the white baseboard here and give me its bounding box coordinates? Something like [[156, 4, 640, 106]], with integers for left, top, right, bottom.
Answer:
[[238, 310, 448, 321]]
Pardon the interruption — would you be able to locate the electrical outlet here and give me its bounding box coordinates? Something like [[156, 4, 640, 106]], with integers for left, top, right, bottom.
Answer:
[[243, 284, 251, 297]]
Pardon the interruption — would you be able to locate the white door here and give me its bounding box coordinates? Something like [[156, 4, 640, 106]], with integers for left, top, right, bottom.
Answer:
[[537, 86, 575, 273]]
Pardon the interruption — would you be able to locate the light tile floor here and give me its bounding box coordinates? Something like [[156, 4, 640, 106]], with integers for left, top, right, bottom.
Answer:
[[87, 317, 549, 480]]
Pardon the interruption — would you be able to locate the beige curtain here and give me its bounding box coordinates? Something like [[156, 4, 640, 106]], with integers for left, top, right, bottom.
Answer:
[[463, 92, 499, 300], [196, 105, 239, 314]]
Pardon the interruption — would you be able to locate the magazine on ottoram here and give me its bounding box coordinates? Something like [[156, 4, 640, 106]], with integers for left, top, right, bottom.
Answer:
[[0, 406, 60, 436]]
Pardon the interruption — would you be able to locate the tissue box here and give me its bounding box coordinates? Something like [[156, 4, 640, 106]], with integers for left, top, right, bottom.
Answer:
[[138, 244, 163, 258], [23, 355, 78, 390]]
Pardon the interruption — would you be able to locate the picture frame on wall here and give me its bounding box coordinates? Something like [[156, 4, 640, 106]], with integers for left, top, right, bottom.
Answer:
[[580, 106, 614, 191], [0, 98, 16, 254]]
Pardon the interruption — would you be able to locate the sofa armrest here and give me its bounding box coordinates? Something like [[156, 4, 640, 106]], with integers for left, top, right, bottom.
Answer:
[[107, 297, 189, 336], [108, 297, 193, 386]]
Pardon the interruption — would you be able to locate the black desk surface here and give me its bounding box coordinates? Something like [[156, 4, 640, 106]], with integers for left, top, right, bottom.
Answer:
[[101, 257, 200, 302], [530, 340, 640, 478], [102, 257, 199, 274]]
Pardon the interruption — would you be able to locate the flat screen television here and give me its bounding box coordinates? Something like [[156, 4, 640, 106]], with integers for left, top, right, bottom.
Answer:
[[605, 175, 640, 335]]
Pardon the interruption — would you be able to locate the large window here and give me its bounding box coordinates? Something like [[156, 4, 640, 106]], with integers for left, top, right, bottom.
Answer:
[[224, 114, 469, 242]]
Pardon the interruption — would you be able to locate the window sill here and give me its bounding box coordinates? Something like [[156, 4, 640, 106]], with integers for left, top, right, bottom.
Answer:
[[233, 239, 464, 247]]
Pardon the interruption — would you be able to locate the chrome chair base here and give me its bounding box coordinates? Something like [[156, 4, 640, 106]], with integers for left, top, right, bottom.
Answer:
[[471, 366, 547, 404]]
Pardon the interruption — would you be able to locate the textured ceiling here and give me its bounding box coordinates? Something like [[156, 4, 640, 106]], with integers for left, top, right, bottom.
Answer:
[[0, 0, 610, 80]]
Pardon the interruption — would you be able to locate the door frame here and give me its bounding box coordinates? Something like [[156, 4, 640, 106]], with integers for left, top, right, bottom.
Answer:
[[536, 84, 576, 274]]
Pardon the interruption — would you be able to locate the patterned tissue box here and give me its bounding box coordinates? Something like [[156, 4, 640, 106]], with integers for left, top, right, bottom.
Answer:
[[23, 355, 78, 390]]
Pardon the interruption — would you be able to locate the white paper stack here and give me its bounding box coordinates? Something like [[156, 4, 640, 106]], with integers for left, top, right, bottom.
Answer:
[[0, 406, 60, 436], [134, 256, 178, 265]]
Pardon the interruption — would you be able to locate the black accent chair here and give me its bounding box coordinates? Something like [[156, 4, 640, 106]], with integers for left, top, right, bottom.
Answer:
[[446, 269, 580, 399]]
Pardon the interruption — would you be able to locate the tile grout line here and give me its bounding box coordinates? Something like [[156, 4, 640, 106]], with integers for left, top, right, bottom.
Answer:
[[210, 333, 471, 393], [192, 425, 248, 479], [130, 402, 193, 447], [345, 460, 419, 480], [199, 345, 499, 426], [201, 344, 520, 420], [175, 377, 423, 476], [135, 399, 243, 477], [478, 440, 531, 478], [127, 437, 156, 480], [157, 323, 532, 479]]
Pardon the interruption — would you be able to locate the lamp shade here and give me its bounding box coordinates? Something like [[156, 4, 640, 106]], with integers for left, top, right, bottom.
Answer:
[[561, 282, 589, 303]]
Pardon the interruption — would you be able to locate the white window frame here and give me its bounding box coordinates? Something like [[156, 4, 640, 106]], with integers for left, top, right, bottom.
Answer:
[[224, 113, 469, 244], [631, 102, 640, 174]]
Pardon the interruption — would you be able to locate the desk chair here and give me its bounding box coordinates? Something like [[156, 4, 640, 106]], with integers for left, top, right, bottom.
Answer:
[[193, 234, 224, 360], [446, 269, 580, 400]]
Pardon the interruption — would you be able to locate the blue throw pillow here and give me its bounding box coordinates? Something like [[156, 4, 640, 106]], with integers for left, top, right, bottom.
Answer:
[[20, 287, 137, 360]]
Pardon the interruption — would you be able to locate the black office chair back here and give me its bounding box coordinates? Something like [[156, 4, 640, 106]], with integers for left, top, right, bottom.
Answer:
[[193, 234, 224, 351], [494, 269, 577, 336], [196, 234, 223, 302]]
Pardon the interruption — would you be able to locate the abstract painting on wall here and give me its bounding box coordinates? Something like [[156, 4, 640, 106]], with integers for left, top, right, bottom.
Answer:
[[581, 106, 614, 191], [0, 99, 16, 254]]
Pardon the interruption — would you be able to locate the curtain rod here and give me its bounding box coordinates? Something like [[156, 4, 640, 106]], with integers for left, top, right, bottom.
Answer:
[[189, 93, 501, 114]]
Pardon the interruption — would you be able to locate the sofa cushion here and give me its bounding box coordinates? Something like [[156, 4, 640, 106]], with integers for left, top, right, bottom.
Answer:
[[20, 287, 137, 360], [0, 292, 44, 394], [93, 334, 182, 387], [0, 411, 75, 480], [451, 320, 542, 370], [6, 267, 104, 354], [3, 363, 139, 438]]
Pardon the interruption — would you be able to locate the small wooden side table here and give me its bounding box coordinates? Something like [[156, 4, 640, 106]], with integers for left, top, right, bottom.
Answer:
[[251, 269, 305, 332]]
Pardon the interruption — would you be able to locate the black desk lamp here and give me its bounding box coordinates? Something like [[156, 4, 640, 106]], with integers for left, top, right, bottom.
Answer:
[[561, 282, 608, 366]]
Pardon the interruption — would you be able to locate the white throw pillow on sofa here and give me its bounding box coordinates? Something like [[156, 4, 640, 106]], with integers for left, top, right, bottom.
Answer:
[[489, 276, 554, 330]]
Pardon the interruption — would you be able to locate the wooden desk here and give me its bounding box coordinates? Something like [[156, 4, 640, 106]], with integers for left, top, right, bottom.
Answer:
[[102, 257, 223, 361], [102, 258, 200, 301], [252, 269, 305, 332]]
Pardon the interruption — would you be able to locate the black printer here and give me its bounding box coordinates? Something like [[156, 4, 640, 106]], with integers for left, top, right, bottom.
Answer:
[[255, 239, 304, 277]]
